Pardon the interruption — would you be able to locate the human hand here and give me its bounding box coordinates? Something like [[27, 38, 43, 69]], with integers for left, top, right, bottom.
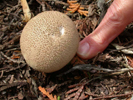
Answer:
[[77, 0, 133, 59]]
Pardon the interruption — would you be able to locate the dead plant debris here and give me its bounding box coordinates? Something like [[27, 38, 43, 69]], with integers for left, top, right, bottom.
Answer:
[[66, 0, 88, 16], [0, 0, 133, 100]]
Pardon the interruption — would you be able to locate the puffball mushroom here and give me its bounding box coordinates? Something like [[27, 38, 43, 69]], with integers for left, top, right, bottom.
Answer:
[[20, 11, 79, 73]]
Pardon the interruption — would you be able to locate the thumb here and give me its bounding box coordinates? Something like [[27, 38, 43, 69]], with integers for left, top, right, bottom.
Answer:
[[77, 0, 133, 59]]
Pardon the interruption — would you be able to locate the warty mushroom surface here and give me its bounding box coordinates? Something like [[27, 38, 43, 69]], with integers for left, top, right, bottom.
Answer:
[[20, 11, 79, 73]]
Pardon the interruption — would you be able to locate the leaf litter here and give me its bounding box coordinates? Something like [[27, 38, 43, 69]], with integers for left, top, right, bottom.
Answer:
[[0, 0, 133, 100]]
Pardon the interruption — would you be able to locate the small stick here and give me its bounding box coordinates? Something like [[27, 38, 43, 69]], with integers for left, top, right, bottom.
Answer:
[[21, 0, 31, 22], [57, 64, 133, 77], [0, 51, 25, 64], [92, 92, 133, 100]]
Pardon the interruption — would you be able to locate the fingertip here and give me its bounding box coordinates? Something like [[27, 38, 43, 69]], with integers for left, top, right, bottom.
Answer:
[[77, 40, 90, 59], [77, 35, 108, 59]]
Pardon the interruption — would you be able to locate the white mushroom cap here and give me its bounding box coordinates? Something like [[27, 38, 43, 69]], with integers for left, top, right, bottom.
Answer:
[[20, 11, 79, 73]]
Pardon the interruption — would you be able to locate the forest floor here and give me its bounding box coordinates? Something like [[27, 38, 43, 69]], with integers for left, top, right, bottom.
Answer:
[[0, 0, 133, 100]]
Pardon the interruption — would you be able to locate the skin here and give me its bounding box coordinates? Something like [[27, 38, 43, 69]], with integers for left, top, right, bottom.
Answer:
[[77, 0, 133, 59]]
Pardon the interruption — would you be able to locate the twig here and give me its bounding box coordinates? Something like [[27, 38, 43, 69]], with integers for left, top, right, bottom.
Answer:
[[66, 87, 79, 94], [73, 85, 84, 100], [122, 55, 133, 76], [5, 0, 21, 14], [21, 0, 31, 22], [36, 0, 46, 11], [0, 51, 25, 64], [0, 81, 27, 92], [45, 0, 68, 6], [85, 76, 103, 85], [85, 92, 101, 97], [109, 44, 133, 53], [92, 92, 133, 100], [65, 85, 84, 100], [0, 70, 4, 79], [57, 64, 133, 77], [0, 32, 21, 51]]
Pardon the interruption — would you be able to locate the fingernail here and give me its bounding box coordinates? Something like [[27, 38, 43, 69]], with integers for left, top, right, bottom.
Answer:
[[77, 42, 90, 57]]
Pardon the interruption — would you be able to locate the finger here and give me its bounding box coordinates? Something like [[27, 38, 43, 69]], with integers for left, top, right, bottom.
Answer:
[[77, 0, 133, 59]]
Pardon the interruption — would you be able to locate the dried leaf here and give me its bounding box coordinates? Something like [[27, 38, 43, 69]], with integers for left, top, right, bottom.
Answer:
[[66, 0, 88, 16], [38, 86, 57, 100]]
